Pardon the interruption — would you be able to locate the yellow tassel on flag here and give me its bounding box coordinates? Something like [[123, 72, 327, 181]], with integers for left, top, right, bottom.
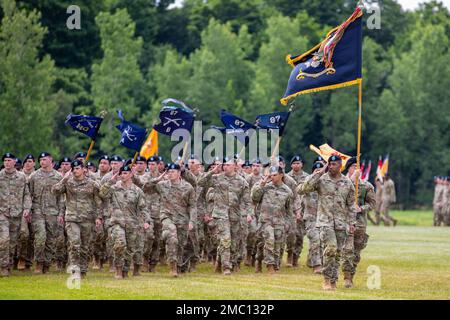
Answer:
[[309, 143, 351, 171], [140, 129, 158, 159]]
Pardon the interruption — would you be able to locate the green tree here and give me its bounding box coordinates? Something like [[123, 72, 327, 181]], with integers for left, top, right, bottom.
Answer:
[[0, 0, 56, 156], [91, 8, 145, 156]]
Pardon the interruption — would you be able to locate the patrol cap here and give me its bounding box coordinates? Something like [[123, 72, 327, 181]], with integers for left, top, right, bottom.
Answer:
[[71, 159, 84, 169], [312, 161, 324, 172], [167, 163, 181, 171], [2, 153, 16, 161], [74, 152, 87, 159], [24, 154, 35, 162], [110, 155, 123, 163], [328, 154, 342, 162], [119, 165, 132, 174], [136, 156, 147, 163], [269, 166, 283, 174], [290, 155, 303, 164], [59, 157, 72, 165], [148, 156, 158, 163], [38, 152, 51, 161], [98, 155, 110, 163]]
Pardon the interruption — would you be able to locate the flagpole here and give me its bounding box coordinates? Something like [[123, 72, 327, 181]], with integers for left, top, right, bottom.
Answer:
[[86, 140, 96, 162], [181, 141, 190, 164], [85, 110, 107, 163], [355, 79, 363, 204], [270, 103, 295, 165], [132, 128, 149, 167]]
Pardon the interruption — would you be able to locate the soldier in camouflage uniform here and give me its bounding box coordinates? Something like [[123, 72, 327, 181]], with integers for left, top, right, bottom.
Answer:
[[341, 157, 376, 288], [433, 177, 446, 226], [287, 155, 309, 267], [28, 152, 64, 274], [198, 157, 252, 275], [298, 155, 357, 290], [297, 162, 325, 274], [444, 178, 450, 226], [252, 166, 293, 274], [100, 165, 150, 279], [380, 174, 398, 226], [0, 153, 32, 277], [16, 154, 35, 271], [100, 155, 124, 272], [52, 160, 103, 278], [135, 163, 195, 277]]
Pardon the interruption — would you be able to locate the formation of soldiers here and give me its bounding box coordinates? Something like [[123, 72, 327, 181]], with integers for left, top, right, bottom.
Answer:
[[0, 149, 406, 290], [433, 176, 450, 226]]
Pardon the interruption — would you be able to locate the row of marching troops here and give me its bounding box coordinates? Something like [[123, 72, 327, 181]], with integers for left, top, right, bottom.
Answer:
[[1, 150, 397, 290], [433, 176, 450, 226]]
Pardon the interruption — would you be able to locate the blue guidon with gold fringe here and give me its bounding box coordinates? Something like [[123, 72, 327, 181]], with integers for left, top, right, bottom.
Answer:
[[281, 7, 363, 105]]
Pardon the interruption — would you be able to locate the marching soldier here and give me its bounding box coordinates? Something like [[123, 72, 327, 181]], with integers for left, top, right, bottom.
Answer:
[[0, 153, 32, 277], [380, 174, 398, 226], [198, 157, 252, 275], [28, 152, 64, 274], [52, 160, 103, 278], [251, 166, 293, 274], [341, 157, 376, 288], [99, 165, 150, 279], [433, 177, 446, 226], [298, 155, 357, 290]]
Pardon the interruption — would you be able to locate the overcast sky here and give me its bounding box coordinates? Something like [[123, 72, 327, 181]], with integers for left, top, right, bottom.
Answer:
[[170, 0, 450, 11]]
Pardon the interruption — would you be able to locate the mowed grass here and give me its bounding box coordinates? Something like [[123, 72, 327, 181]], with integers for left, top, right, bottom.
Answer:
[[1, 211, 449, 300]]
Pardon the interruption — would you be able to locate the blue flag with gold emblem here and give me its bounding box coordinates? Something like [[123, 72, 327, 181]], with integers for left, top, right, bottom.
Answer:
[[65, 114, 103, 139], [281, 7, 363, 105], [211, 110, 256, 146], [153, 99, 195, 136], [255, 111, 290, 136], [116, 110, 147, 151]]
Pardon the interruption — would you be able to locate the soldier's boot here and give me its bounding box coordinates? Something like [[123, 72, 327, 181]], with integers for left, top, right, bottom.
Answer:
[[255, 260, 262, 273], [322, 278, 333, 291], [244, 250, 252, 266], [189, 261, 197, 273], [114, 266, 123, 279], [122, 270, 129, 279], [148, 264, 156, 273], [214, 260, 222, 274], [292, 254, 299, 267], [251, 255, 256, 267], [42, 264, 50, 274], [233, 263, 240, 273], [313, 266, 323, 275], [267, 265, 276, 275], [159, 255, 167, 266], [285, 252, 293, 268], [34, 262, 43, 274], [80, 271, 87, 279], [344, 273, 353, 288], [108, 258, 115, 273], [223, 268, 231, 276], [141, 261, 149, 273], [17, 259, 27, 271], [0, 267, 10, 277], [92, 256, 100, 270], [133, 264, 141, 276], [55, 261, 63, 272], [392, 218, 398, 227], [170, 262, 178, 278], [330, 281, 337, 290]]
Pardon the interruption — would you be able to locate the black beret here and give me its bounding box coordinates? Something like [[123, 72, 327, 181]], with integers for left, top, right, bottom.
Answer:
[[312, 161, 324, 172], [213, 156, 222, 163], [24, 154, 35, 161], [124, 158, 133, 167], [269, 166, 283, 174], [148, 156, 158, 163], [329, 155, 342, 162], [15, 158, 22, 166], [252, 158, 262, 165], [167, 163, 181, 171], [53, 163, 60, 170], [99, 155, 110, 163], [277, 155, 285, 163], [74, 152, 87, 159], [136, 156, 147, 162], [71, 159, 84, 168], [157, 156, 164, 162], [59, 157, 72, 165], [242, 160, 251, 168], [110, 155, 123, 162], [120, 165, 132, 173], [223, 156, 235, 164], [190, 154, 199, 160], [290, 155, 303, 164], [87, 162, 95, 167], [38, 152, 51, 161], [315, 156, 325, 163], [343, 156, 357, 174], [2, 153, 16, 161]]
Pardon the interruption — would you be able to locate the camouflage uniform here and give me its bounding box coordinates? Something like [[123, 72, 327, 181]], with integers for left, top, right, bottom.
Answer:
[[99, 180, 149, 273], [287, 170, 309, 266], [138, 177, 196, 270], [198, 171, 250, 271], [204, 187, 218, 261], [28, 169, 64, 269], [380, 178, 397, 226], [52, 176, 102, 274], [342, 179, 376, 278], [0, 169, 32, 271], [298, 171, 357, 284], [245, 173, 262, 263], [433, 182, 446, 226], [17, 170, 34, 268], [251, 181, 293, 268]]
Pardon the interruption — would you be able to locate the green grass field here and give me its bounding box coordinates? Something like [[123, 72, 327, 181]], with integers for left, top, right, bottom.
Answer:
[[1, 210, 449, 300]]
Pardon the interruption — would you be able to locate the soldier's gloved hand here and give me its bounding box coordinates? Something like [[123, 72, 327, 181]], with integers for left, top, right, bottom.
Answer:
[[23, 210, 31, 223], [144, 222, 150, 230], [58, 216, 65, 225], [188, 222, 194, 231]]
